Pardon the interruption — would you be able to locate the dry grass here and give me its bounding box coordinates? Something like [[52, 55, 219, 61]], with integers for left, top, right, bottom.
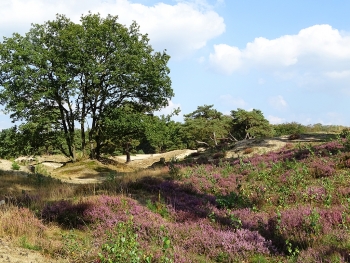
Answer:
[[0, 205, 45, 243]]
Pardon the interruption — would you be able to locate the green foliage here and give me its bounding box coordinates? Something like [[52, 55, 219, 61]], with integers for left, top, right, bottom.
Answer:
[[230, 108, 274, 140], [101, 105, 147, 161], [61, 230, 92, 260], [143, 113, 185, 153], [0, 127, 21, 158], [216, 191, 252, 209], [340, 128, 350, 138], [146, 199, 170, 219], [273, 122, 306, 137], [11, 161, 20, 170], [183, 105, 231, 148], [98, 218, 142, 263], [168, 158, 182, 180], [19, 235, 41, 251]]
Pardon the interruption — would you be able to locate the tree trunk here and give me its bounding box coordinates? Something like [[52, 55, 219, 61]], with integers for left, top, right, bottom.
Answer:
[[81, 120, 86, 157], [125, 142, 131, 163]]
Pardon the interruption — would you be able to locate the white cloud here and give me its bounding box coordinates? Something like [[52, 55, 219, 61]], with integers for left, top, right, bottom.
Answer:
[[267, 115, 285, 124], [269, 95, 288, 110], [209, 24, 350, 75], [0, 0, 225, 59], [209, 44, 242, 74]]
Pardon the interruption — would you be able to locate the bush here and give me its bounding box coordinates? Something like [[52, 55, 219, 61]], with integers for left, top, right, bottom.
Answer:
[[98, 218, 143, 263], [11, 161, 20, 170], [340, 128, 350, 138], [274, 122, 306, 137]]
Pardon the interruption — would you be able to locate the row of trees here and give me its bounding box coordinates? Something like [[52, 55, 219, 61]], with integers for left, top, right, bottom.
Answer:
[[0, 103, 346, 161], [0, 104, 274, 160]]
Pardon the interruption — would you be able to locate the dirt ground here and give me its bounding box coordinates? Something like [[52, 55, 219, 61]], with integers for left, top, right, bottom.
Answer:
[[112, 149, 198, 169]]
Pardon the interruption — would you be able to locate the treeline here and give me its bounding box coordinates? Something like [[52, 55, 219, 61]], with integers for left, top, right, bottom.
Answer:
[[0, 105, 346, 160]]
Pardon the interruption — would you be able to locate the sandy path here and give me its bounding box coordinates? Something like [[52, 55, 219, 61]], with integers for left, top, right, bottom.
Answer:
[[0, 238, 65, 263], [113, 149, 197, 169]]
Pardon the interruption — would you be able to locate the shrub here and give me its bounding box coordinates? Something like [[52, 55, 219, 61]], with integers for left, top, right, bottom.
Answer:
[[340, 128, 350, 138], [216, 191, 252, 209], [273, 122, 306, 137], [11, 161, 20, 170], [98, 218, 143, 263]]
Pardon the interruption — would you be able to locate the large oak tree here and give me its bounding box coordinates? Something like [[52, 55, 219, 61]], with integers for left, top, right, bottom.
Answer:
[[0, 13, 173, 161]]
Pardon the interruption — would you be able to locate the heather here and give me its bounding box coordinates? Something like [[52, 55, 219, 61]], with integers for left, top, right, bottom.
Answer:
[[1, 136, 350, 262]]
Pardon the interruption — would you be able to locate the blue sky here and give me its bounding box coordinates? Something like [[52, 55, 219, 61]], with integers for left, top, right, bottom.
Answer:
[[1, 0, 350, 128]]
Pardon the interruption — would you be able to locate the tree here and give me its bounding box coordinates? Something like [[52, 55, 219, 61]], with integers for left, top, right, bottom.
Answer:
[[100, 105, 149, 162], [230, 109, 274, 140], [143, 110, 185, 153], [183, 105, 231, 148], [0, 126, 21, 158], [0, 13, 173, 161]]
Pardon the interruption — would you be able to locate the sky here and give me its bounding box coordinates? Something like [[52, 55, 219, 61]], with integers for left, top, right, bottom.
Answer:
[[1, 0, 350, 129]]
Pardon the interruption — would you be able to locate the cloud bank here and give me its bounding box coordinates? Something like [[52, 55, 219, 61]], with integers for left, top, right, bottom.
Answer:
[[0, 0, 225, 59], [209, 25, 350, 85]]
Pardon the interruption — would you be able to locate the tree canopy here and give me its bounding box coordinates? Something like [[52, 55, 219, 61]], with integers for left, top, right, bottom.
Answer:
[[0, 13, 173, 161], [230, 109, 274, 140], [183, 105, 231, 148]]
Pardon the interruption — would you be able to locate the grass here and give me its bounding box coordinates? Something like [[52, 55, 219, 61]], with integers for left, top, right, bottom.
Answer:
[[1, 135, 350, 262]]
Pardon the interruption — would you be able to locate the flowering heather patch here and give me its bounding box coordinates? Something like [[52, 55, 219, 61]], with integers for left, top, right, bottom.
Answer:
[[86, 195, 166, 224], [297, 234, 350, 263], [314, 140, 344, 156], [176, 164, 241, 196], [268, 207, 316, 250], [85, 196, 168, 243], [318, 206, 348, 233], [337, 152, 350, 168], [169, 218, 273, 261], [158, 181, 215, 221], [83, 195, 277, 262], [302, 186, 327, 203], [233, 147, 299, 168], [279, 170, 292, 183], [267, 205, 349, 251], [230, 208, 269, 230], [308, 157, 336, 178]]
